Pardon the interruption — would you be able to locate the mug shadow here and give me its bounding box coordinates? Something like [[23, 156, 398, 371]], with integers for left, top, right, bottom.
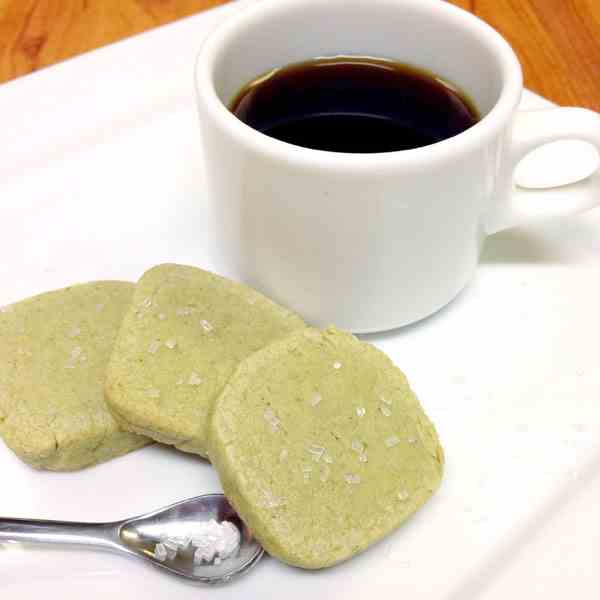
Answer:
[[360, 217, 597, 343], [359, 281, 475, 343], [481, 210, 600, 264], [480, 228, 564, 264]]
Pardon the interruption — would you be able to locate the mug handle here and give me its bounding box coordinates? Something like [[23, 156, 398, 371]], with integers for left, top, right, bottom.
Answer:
[[486, 107, 600, 234]]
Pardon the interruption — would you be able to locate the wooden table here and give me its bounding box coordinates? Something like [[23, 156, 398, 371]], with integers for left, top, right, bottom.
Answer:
[[0, 0, 598, 110]]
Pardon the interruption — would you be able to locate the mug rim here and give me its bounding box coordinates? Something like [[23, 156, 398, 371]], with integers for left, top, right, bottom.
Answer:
[[195, 0, 523, 172]]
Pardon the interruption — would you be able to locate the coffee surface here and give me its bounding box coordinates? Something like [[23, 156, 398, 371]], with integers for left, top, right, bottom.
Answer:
[[230, 56, 479, 153]]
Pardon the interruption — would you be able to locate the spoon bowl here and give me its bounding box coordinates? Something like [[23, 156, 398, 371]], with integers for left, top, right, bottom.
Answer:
[[0, 494, 264, 584], [119, 494, 264, 583]]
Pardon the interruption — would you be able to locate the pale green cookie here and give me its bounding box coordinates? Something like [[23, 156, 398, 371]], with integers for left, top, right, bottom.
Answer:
[[105, 264, 306, 457], [0, 282, 150, 471], [209, 327, 444, 569]]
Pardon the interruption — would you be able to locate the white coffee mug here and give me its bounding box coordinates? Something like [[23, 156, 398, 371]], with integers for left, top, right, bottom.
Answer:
[[195, 0, 600, 333]]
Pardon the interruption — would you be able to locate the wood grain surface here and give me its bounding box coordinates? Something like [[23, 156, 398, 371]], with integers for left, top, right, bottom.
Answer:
[[0, 0, 598, 110]]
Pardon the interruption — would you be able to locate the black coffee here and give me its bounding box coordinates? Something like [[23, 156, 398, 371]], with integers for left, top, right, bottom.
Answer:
[[230, 56, 479, 153]]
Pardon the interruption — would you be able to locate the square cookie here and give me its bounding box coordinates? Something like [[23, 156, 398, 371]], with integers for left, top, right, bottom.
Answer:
[[105, 264, 305, 456], [209, 327, 444, 568], [0, 282, 149, 471]]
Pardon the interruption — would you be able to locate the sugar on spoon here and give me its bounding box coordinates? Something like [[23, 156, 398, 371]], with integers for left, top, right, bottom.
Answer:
[[0, 494, 264, 584]]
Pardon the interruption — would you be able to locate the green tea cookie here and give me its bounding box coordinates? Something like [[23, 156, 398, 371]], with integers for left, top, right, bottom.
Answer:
[[0, 282, 149, 471], [209, 327, 444, 569], [105, 264, 306, 457]]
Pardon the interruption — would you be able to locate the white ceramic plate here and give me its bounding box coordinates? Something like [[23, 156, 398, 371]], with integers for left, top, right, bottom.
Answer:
[[1, 2, 600, 598]]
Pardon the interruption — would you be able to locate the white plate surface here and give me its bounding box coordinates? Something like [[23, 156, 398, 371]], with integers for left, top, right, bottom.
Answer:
[[1, 2, 600, 598]]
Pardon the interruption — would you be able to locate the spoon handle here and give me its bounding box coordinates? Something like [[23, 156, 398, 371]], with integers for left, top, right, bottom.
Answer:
[[0, 517, 120, 550]]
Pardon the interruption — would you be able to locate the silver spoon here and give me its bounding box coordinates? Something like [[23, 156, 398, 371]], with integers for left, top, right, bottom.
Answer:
[[0, 494, 264, 584]]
